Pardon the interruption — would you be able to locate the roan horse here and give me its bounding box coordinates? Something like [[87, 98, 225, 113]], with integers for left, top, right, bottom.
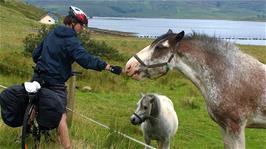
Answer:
[[130, 93, 178, 149], [125, 30, 266, 149]]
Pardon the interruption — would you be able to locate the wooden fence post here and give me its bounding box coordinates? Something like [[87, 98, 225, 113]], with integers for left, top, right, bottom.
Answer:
[[67, 74, 76, 127]]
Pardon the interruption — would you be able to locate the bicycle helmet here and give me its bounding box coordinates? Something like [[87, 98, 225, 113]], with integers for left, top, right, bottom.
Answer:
[[69, 6, 88, 26]]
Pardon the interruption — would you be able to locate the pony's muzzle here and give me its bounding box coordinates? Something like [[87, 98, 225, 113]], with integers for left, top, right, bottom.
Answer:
[[130, 114, 142, 125]]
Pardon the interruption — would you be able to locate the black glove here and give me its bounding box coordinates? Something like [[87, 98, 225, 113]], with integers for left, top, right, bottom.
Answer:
[[110, 65, 122, 75]]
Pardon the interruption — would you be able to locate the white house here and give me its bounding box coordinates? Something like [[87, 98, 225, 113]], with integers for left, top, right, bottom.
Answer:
[[39, 14, 55, 25]]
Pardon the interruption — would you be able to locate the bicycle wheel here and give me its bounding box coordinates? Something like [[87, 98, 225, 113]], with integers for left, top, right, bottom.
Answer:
[[21, 103, 34, 149]]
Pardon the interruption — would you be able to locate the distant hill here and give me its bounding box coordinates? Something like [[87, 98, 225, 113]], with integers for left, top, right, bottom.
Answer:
[[25, 0, 266, 21]]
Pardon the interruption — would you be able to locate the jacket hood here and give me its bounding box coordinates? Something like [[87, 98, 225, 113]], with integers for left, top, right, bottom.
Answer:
[[54, 26, 76, 37]]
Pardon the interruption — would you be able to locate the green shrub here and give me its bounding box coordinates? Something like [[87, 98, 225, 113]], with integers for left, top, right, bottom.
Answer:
[[23, 24, 55, 55], [79, 30, 126, 61], [0, 52, 32, 78]]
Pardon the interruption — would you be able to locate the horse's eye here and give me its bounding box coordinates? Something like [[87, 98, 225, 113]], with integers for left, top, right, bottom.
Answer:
[[144, 106, 148, 110], [156, 44, 164, 50]]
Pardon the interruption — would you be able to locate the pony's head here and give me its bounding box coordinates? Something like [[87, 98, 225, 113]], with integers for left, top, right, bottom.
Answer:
[[125, 30, 184, 80], [130, 93, 159, 125]]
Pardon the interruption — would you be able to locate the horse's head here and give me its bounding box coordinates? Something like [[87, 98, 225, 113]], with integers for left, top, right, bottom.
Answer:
[[125, 29, 184, 80], [130, 93, 158, 125]]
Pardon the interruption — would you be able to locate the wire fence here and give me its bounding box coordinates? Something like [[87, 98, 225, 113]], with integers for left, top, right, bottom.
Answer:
[[0, 84, 7, 89], [66, 107, 156, 149], [0, 84, 156, 149], [138, 36, 266, 41], [82, 92, 222, 143], [0, 83, 223, 148]]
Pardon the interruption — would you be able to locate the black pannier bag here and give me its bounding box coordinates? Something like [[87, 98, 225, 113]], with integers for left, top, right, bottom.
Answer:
[[36, 88, 64, 130], [0, 85, 28, 127]]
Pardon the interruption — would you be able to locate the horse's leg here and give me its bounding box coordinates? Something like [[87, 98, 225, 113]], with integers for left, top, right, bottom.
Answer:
[[157, 140, 163, 149], [159, 137, 170, 149], [220, 123, 246, 149], [144, 135, 151, 149]]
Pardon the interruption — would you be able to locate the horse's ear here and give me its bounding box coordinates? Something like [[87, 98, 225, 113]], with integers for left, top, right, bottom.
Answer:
[[150, 98, 155, 103], [167, 29, 173, 34], [176, 31, 185, 41], [140, 92, 145, 97]]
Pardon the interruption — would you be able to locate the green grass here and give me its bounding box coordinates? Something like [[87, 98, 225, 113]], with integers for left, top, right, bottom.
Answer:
[[1, 73, 266, 149], [1, 0, 46, 21], [240, 45, 266, 64], [90, 33, 152, 58], [0, 1, 266, 149], [0, 3, 41, 53]]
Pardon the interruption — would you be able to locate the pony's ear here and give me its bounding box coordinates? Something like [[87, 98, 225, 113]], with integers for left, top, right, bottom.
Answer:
[[167, 29, 173, 34], [140, 92, 145, 97], [149, 95, 156, 103], [176, 31, 185, 41]]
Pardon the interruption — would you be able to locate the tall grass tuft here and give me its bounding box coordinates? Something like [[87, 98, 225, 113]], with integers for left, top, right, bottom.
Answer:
[[181, 97, 201, 109]]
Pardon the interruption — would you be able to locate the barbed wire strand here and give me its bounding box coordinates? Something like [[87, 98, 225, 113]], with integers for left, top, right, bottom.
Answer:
[[0, 84, 7, 89], [86, 92, 222, 142], [66, 107, 156, 149]]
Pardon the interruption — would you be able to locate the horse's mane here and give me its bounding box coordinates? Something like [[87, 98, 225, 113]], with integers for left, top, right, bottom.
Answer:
[[183, 31, 240, 58], [184, 31, 219, 43], [151, 31, 240, 59]]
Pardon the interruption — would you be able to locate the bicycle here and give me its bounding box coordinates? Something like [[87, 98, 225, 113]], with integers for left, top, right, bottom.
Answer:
[[21, 92, 54, 149], [21, 93, 40, 149], [20, 76, 68, 149]]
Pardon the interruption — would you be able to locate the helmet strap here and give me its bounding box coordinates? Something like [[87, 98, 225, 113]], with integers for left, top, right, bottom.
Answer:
[[71, 23, 76, 30]]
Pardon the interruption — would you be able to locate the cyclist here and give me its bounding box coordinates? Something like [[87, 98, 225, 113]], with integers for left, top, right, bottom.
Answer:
[[25, 6, 122, 148]]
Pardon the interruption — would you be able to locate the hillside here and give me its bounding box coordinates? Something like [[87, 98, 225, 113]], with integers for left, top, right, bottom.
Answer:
[[25, 0, 266, 21], [0, 0, 46, 52], [1, 0, 46, 21]]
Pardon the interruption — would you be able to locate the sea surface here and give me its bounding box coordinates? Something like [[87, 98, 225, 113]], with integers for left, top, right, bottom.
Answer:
[[88, 17, 266, 46]]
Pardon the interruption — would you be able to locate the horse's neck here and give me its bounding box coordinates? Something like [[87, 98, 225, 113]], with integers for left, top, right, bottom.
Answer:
[[171, 56, 216, 102]]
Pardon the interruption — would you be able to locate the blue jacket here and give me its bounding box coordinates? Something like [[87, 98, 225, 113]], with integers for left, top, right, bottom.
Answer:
[[32, 25, 107, 84]]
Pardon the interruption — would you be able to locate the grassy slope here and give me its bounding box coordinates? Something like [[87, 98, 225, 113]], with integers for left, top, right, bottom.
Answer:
[[0, 5, 38, 52], [0, 1, 266, 149], [0, 1, 45, 53]]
